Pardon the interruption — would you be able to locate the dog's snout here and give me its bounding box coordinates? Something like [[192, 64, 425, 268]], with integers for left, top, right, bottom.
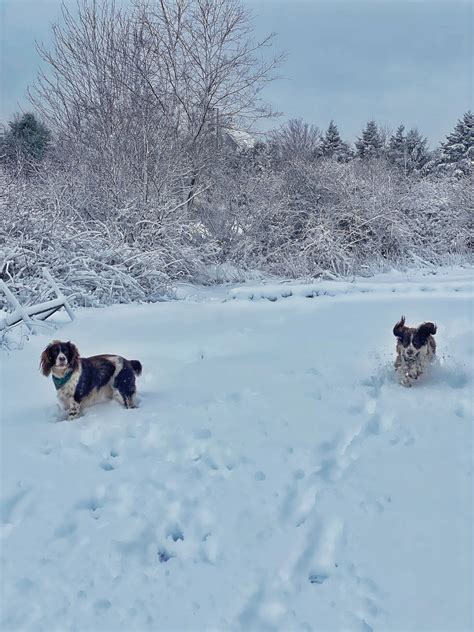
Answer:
[[406, 348, 415, 356], [57, 354, 67, 364]]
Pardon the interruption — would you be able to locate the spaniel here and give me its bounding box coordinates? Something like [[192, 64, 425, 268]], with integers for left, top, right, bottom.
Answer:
[[41, 340, 142, 420], [393, 317, 436, 387]]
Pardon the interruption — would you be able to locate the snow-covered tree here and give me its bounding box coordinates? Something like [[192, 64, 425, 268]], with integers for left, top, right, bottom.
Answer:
[[269, 118, 321, 162], [320, 121, 352, 162], [0, 112, 51, 173], [437, 111, 473, 174], [387, 125, 429, 174], [355, 120, 383, 159], [30, 0, 282, 212], [387, 125, 406, 168], [405, 128, 429, 172]]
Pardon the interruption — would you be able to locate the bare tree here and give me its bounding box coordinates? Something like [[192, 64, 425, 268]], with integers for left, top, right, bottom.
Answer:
[[136, 0, 283, 208], [29, 1, 180, 211], [269, 118, 321, 162], [29, 0, 282, 212]]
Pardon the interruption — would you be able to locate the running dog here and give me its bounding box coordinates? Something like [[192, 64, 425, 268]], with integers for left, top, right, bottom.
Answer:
[[393, 317, 437, 387]]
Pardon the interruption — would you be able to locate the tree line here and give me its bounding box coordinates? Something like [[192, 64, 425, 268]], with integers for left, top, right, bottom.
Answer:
[[2, 110, 473, 177], [0, 0, 472, 308]]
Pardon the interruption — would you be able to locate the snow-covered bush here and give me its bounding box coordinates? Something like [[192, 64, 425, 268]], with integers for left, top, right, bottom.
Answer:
[[1, 142, 471, 310], [0, 165, 218, 309], [204, 153, 472, 278]]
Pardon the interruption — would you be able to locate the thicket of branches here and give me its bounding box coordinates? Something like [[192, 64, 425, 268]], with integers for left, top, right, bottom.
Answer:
[[0, 0, 472, 308]]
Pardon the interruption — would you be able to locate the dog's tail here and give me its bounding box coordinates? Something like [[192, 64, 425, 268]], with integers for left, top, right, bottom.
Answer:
[[130, 360, 142, 376]]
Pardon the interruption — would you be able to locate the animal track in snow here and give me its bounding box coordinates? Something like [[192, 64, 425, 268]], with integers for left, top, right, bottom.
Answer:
[[455, 399, 471, 419], [304, 517, 344, 586], [99, 461, 115, 471], [0, 486, 31, 525], [0, 486, 34, 539], [75, 495, 107, 519], [340, 563, 384, 632], [166, 525, 184, 542], [99, 446, 121, 468], [157, 548, 174, 563]]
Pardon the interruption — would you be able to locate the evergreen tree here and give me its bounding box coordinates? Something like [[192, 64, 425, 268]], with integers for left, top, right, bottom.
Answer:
[[387, 124, 407, 170], [438, 111, 473, 173], [405, 128, 429, 172], [387, 125, 429, 174], [1, 112, 51, 170], [321, 121, 352, 161], [355, 120, 383, 159]]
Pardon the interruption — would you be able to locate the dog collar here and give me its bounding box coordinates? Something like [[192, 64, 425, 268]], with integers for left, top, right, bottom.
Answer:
[[52, 370, 73, 390]]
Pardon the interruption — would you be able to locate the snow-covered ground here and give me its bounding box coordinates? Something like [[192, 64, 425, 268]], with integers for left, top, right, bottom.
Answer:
[[1, 267, 473, 631]]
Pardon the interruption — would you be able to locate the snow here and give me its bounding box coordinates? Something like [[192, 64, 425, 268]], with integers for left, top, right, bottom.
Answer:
[[229, 266, 474, 302], [1, 267, 473, 631], [224, 128, 256, 149]]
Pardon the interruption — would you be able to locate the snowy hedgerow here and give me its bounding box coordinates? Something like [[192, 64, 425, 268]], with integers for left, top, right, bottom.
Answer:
[[0, 165, 219, 309], [210, 154, 472, 277]]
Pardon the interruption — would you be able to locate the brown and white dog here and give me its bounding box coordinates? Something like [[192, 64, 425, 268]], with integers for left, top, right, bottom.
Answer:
[[40, 340, 142, 421], [393, 317, 437, 387]]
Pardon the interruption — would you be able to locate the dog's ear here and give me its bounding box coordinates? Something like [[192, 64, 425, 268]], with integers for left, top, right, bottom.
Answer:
[[393, 316, 406, 338], [66, 341, 80, 370], [40, 343, 54, 376], [417, 322, 437, 340]]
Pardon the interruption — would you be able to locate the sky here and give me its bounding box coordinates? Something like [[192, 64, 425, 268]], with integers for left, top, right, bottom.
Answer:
[[0, 0, 472, 146]]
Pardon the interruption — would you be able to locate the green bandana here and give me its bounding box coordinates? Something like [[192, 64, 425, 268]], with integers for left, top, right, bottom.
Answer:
[[52, 370, 73, 390]]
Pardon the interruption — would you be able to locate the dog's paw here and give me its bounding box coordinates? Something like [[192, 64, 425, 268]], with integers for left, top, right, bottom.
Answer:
[[400, 375, 413, 387]]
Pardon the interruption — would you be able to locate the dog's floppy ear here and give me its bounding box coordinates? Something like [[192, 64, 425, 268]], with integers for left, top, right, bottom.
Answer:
[[66, 341, 80, 370], [417, 322, 437, 340], [40, 343, 55, 376], [393, 316, 406, 338]]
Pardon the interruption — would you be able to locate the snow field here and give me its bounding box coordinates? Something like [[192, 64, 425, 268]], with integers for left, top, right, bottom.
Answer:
[[1, 272, 473, 631]]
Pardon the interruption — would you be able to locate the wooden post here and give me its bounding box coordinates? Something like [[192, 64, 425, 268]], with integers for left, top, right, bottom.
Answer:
[[0, 270, 75, 333], [42, 267, 75, 322], [0, 280, 37, 334]]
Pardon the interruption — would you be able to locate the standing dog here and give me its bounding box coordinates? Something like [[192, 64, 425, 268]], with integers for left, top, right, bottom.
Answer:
[[40, 340, 142, 420], [393, 317, 437, 386]]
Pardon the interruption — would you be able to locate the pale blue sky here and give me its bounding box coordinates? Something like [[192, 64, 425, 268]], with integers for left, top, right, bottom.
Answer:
[[1, 0, 472, 145]]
